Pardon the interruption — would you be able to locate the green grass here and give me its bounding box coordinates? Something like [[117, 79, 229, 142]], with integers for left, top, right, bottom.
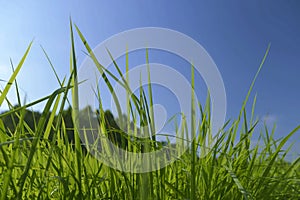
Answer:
[[0, 22, 299, 199]]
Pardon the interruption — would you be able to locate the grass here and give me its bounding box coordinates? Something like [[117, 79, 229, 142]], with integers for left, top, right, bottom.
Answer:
[[0, 22, 299, 199]]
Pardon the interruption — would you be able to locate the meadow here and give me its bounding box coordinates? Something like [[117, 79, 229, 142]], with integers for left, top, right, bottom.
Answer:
[[0, 22, 299, 199]]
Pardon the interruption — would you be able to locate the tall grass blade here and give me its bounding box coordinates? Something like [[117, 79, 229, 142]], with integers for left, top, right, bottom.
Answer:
[[0, 42, 32, 106], [69, 19, 82, 197]]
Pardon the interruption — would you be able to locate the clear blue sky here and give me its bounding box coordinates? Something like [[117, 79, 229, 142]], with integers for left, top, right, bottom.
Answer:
[[0, 1, 299, 157]]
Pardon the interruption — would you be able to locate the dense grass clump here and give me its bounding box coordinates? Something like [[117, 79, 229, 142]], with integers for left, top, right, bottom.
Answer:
[[0, 23, 299, 199]]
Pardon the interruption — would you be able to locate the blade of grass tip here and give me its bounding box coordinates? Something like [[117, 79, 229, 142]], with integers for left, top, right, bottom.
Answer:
[[17, 87, 67, 198], [263, 123, 275, 155], [105, 48, 142, 124], [70, 18, 82, 197], [138, 76, 147, 133], [6, 59, 24, 139], [10, 59, 37, 141], [233, 44, 271, 136], [242, 108, 251, 152], [105, 48, 124, 82], [41, 45, 63, 86], [243, 108, 248, 137], [74, 25, 124, 123], [270, 123, 278, 149], [0, 41, 32, 106], [142, 90, 151, 132], [203, 90, 212, 149], [197, 99, 208, 155], [146, 48, 156, 142], [250, 94, 257, 127], [43, 87, 62, 140], [42, 46, 76, 108], [87, 49, 128, 90], [10, 59, 22, 107], [254, 125, 300, 197], [241, 44, 271, 118], [105, 48, 129, 129], [77, 26, 142, 152]]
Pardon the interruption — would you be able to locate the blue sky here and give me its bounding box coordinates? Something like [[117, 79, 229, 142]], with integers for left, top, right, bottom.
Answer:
[[0, 1, 299, 157]]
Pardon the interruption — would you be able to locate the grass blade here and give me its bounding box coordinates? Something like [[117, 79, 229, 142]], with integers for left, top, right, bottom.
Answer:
[[0, 42, 32, 106]]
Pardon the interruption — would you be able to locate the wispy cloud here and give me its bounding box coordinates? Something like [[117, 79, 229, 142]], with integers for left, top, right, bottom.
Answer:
[[261, 114, 278, 127]]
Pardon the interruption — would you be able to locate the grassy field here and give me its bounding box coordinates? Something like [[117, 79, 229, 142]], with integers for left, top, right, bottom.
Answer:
[[0, 23, 299, 199]]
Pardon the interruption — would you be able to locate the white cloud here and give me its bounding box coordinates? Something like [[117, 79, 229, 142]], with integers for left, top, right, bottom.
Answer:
[[261, 114, 277, 124]]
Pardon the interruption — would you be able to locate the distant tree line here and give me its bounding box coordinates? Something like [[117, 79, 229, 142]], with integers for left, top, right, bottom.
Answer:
[[0, 106, 168, 154], [0, 105, 76, 146]]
